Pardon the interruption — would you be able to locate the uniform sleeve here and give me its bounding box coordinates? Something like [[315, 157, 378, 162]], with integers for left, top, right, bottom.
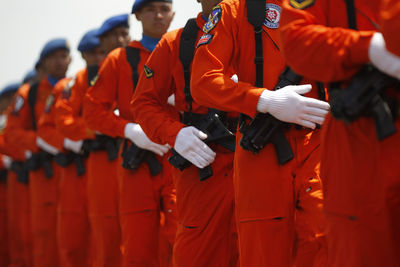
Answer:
[[83, 51, 130, 138], [191, 2, 264, 118], [279, 0, 375, 82], [37, 86, 65, 150], [4, 87, 38, 153], [380, 0, 400, 56], [55, 76, 95, 141], [131, 36, 184, 146]]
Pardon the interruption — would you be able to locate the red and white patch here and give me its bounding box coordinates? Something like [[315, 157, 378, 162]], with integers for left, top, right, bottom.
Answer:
[[264, 3, 281, 29], [196, 34, 214, 48]]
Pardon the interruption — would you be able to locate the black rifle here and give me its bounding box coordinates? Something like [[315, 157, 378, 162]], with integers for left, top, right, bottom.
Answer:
[[121, 141, 162, 176], [54, 151, 87, 177], [239, 67, 303, 165], [83, 135, 120, 161], [26, 151, 54, 178], [330, 65, 400, 140], [10, 161, 29, 184], [168, 110, 236, 181]]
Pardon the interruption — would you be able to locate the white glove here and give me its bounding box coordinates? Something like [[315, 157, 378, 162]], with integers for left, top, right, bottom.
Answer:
[[256, 84, 330, 129], [167, 94, 175, 106], [369, 32, 400, 79], [2, 155, 12, 170], [63, 138, 83, 154], [25, 150, 32, 159], [174, 126, 216, 169], [36, 137, 60, 155], [124, 123, 169, 156]]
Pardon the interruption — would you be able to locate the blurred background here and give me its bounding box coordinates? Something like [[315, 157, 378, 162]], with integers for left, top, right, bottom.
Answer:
[[0, 0, 200, 88]]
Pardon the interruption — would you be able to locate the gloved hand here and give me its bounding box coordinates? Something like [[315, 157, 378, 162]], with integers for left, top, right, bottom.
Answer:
[[25, 150, 32, 159], [124, 123, 169, 156], [369, 32, 400, 79], [36, 137, 60, 155], [256, 84, 330, 129], [2, 155, 12, 170], [174, 126, 216, 169], [63, 138, 83, 154]]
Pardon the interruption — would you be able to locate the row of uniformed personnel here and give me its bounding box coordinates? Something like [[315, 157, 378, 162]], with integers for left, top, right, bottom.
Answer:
[[1, 0, 400, 266]]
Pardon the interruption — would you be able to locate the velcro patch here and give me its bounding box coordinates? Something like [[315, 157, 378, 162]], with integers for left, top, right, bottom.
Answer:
[[289, 0, 315, 9], [45, 94, 55, 113], [196, 34, 214, 48], [144, 65, 154, 79], [203, 5, 222, 33]]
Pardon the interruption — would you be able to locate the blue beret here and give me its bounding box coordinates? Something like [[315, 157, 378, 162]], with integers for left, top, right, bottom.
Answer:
[[0, 83, 20, 98], [132, 0, 172, 13], [78, 29, 100, 52], [96, 14, 130, 37], [22, 70, 36, 84], [39, 38, 70, 62]]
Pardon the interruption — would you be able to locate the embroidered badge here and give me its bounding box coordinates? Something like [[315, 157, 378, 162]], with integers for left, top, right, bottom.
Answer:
[[196, 34, 214, 48], [203, 5, 222, 33], [264, 3, 281, 29], [144, 65, 154, 79], [45, 94, 55, 113], [13, 95, 24, 114], [289, 0, 315, 10], [90, 74, 99, 86]]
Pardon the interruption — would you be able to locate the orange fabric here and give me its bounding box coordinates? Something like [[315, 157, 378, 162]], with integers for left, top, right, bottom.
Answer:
[[380, 0, 400, 56], [131, 14, 238, 267], [280, 0, 398, 266], [54, 70, 95, 141], [0, 178, 9, 267], [190, 1, 325, 266], [7, 172, 33, 267], [85, 39, 177, 266], [52, 70, 93, 267], [86, 150, 121, 267]]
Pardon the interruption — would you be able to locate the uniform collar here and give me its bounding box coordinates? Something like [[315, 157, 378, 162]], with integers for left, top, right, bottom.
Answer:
[[140, 34, 161, 52], [47, 75, 63, 87]]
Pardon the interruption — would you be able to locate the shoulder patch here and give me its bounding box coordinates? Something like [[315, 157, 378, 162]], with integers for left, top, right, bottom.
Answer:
[[61, 78, 76, 100], [264, 3, 281, 29], [90, 74, 99, 86], [45, 94, 55, 113], [144, 65, 154, 79], [289, 0, 315, 9], [196, 34, 214, 48], [203, 5, 222, 33], [12, 95, 24, 115]]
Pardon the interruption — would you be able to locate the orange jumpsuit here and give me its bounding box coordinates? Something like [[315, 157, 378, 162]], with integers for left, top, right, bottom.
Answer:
[[381, 0, 400, 56], [191, 1, 326, 266], [2, 101, 33, 267], [84, 40, 177, 267], [39, 72, 93, 267], [279, 0, 398, 265], [131, 14, 238, 267], [5, 78, 60, 267]]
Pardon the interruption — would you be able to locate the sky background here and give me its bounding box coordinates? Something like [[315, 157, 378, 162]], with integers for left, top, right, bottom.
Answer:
[[0, 0, 200, 89]]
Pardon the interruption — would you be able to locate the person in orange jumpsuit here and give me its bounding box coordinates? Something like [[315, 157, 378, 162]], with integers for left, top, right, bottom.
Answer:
[[381, 0, 400, 56], [0, 82, 20, 267], [190, 0, 331, 266], [279, 0, 400, 265], [37, 29, 104, 267], [131, 0, 239, 265], [84, 1, 176, 266], [5, 38, 71, 267], [81, 14, 131, 267]]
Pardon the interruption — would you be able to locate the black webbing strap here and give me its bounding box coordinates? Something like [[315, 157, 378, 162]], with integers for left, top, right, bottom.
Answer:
[[246, 0, 265, 88], [179, 18, 199, 111], [345, 0, 357, 30], [125, 47, 141, 89], [27, 81, 39, 131]]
